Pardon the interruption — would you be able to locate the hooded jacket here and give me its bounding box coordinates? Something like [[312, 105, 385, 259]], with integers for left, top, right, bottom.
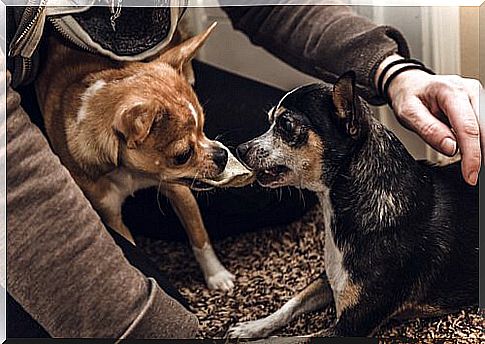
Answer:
[[7, 1, 409, 103]]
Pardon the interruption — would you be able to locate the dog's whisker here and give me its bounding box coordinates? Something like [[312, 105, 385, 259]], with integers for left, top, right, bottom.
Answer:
[[299, 187, 306, 209], [205, 191, 210, 205], [190, 171, 200, 189], [156, 178, 166, 216], [201, 99, 211, 109], [213, 130, 240, 147], [273, 187, 278, 201]]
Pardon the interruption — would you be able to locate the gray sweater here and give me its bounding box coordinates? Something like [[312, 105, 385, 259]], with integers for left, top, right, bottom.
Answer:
[[6, 4, 409, 338]]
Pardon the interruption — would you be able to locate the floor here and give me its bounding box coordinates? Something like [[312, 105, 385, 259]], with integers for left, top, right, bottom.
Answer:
[[138, 205, 484, 340]]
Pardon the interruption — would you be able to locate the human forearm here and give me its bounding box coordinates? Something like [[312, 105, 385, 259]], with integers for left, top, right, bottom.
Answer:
[[223, 4, 409, 104], [6, 70, 198, 338]]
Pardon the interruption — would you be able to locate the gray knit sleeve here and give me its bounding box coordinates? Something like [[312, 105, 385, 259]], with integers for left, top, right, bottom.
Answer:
[[6, 70, 198, 338], [223, 4, 410, 105]]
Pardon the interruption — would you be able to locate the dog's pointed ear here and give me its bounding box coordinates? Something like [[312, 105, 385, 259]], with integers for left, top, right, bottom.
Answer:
[[159, 22, 217, 73], [332, 71, 363, 139], [113, 100, 161, 149]]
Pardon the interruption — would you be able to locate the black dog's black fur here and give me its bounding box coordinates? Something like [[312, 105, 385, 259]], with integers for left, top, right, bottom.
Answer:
[[234, 73, 479, 337]]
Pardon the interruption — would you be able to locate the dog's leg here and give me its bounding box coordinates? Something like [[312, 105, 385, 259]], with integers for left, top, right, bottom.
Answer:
[[226, 274, 333, 339], [104, 212, 136, 244], [322, 290, 402, 337], [92, 182, 136, 245], [161, 184, 235, 291]]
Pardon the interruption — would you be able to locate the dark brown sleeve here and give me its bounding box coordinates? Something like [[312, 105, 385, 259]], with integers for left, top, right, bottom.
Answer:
[[222, 5, 410, 105], [6, 70, 198, 339]]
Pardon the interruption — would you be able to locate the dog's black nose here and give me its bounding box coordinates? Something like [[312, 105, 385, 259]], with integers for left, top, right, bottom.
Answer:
[[213, 148, 228, 170], [236, 143, 249, 160]]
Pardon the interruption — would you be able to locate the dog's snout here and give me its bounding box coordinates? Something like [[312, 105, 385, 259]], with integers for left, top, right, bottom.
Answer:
[[212, 147, 228, 170], [236, 143, 249, 161]]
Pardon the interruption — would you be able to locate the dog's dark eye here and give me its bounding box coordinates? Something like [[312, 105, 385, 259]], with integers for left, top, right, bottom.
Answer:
[[279, 116, 294, 134], [173, 147, 193, 166]]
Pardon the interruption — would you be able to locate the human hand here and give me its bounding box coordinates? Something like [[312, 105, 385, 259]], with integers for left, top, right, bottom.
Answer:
[[376, 55, 483, 186]]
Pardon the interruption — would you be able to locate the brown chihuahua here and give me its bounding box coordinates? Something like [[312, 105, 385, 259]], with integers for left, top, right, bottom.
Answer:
[[36, 23, 252, 291]]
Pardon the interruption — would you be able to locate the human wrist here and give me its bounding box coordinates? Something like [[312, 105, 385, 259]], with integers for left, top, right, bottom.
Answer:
[[374, 54, 405, 89], [374, 54, 434, 106], [386, 69, 429, 104]]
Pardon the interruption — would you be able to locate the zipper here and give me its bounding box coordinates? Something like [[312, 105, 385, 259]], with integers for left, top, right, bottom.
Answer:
[[19, 57, 32, 86], [8, 2, 95, 86], [50, 4, 183, 60], [9, 1, 185, 85], [9, 1, 47, 58], [109, 0, 123, 31], [9, 3, 44, 87], [49, 18, 97, 54]]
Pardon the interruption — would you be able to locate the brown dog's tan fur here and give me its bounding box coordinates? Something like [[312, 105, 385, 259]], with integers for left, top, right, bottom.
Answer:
[[36, 24, 236, 291]]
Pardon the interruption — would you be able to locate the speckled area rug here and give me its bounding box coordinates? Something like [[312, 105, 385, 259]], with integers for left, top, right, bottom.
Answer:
[[137, 205, 484, 340]]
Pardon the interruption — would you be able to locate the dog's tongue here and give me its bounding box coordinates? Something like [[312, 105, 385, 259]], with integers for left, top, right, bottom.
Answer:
[[201, 151, 254, 188]]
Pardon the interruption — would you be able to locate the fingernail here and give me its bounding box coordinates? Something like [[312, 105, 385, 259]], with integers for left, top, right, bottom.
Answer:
[[442, 138, 457, 156], [468, 171, 478, 186]]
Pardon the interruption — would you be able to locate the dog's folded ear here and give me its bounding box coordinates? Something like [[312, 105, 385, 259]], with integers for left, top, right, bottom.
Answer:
[[332, 71, 365, 139], [157, 22, 217, 74], [113, 100, 160, 149]]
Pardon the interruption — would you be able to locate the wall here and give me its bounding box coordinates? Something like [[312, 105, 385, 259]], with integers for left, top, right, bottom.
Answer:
[[460, 6, 480, 81], [188, 7, 319, 90]]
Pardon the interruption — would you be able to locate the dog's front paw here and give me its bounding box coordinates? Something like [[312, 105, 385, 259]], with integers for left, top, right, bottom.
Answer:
[[226, 319, 272, 339], [206, 269, 235, 291]]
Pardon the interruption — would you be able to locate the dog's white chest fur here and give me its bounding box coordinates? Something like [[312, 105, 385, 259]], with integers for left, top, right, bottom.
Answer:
[[101, 168, 157, 213], [319, 191, 349, 318]]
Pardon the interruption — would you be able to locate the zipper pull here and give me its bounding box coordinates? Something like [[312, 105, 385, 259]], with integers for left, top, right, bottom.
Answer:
[[9, 5, 47, 58], [109, 0, 123, 31]]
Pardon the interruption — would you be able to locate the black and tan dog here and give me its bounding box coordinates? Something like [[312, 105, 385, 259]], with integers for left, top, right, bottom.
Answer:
[[229, 72, 479, 337]]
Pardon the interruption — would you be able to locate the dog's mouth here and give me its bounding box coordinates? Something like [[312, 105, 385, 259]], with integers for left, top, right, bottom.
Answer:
[[176, 150, 255, 191], [256, 165, 291, 188], [178, 177, 216, 191]]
